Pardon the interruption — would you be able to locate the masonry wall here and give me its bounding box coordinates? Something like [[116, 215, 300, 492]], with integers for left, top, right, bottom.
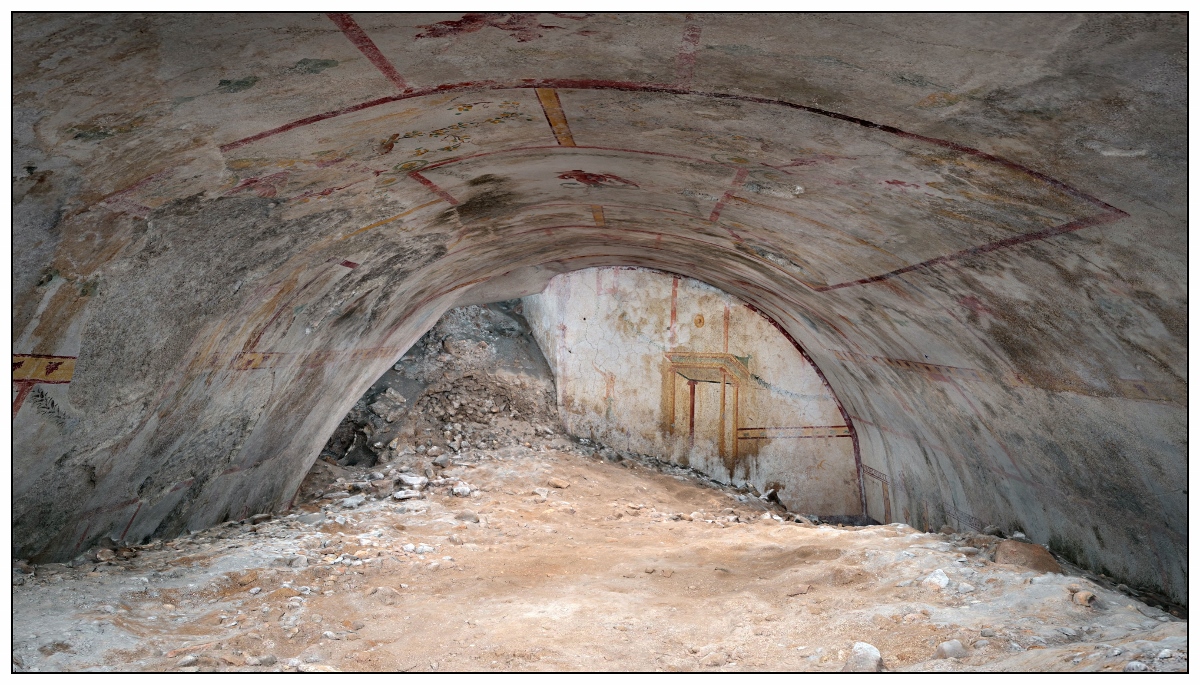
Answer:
[[524, 267, 861, 516]]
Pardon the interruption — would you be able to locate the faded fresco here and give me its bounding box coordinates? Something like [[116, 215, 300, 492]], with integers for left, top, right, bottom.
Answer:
[[523, 267, 861, 516]]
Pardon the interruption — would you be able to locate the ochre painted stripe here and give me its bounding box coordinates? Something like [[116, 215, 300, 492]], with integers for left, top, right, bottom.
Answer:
[[339, 199, 443, 241], [591, 205, 606, 226], [535, 88, 576, 147], [12, 354, 75, 383]]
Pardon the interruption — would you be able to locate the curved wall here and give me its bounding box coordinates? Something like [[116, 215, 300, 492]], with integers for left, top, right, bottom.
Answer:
[[523, 267, 862, 516], [11, 14, 1185, 601]]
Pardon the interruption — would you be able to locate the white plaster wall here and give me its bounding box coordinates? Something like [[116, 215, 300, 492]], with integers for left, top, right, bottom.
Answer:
[[523, 267, 861, 516]]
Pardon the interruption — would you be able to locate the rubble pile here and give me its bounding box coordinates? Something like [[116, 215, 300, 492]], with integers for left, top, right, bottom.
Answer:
[[316, 301, 559, 470]]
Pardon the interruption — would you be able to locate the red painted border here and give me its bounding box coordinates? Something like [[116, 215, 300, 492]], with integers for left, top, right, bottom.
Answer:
[[409, 171, 459, 205], [675, 24, 702, 87], [742, 301, 869, 517], [216, 79, 1125, 291], [816, 211, 1126, 291], [326, 13, 408, 91], [215, 76, 1119, 213]]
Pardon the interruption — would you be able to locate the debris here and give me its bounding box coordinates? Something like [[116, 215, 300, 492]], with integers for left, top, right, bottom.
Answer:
[[842, 642, 884, 672], [922, 569, 950, 589], [396, 474, 429, 490], [993, 540, 1062, 574], [935, 640, 970, 659], [369, 388, 408, 423]]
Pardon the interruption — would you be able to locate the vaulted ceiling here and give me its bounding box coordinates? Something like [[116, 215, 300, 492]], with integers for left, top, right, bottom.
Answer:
[[12, 13, 1186, 602]]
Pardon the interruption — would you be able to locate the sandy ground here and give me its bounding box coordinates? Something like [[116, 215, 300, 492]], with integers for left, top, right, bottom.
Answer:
[[11, 441, 1187, 673]]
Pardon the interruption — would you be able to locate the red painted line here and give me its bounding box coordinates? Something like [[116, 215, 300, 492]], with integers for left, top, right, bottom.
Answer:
[[168, 478, 195, 493], [687, 379, 697, 445], [709, 167, 749, 222], [108, 169, 172, 196], [73, 521, 92, 553], [118, 501, 142, 542], [219, 94, 405, 153], [670, 276, 679, 346], [326, 13, 408, 91], [742, 302, 868, 516], [12, 380, 36, 418], [675, 24, 702, 87], [339, 260, 359, 269], [214, 78, 1116, 208], [861, 464, 889, 484], [816, 210, 1125, 291], [418, 143, 738, 174], [849, 412, 1042, 490], [738, 434, 853, 440], [526, 201, 712, 223], [408, 171, 458, 205], [739, 425, 850, 431]]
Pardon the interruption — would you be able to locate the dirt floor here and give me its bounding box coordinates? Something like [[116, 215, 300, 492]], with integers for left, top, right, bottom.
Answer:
[[10, 441, 1189, 673], [12, 302, 1187, 673]]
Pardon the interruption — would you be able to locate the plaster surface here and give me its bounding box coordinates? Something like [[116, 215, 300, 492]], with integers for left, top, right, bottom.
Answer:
[[523, 268, 861, 516], [11, 13, 1186, 602]]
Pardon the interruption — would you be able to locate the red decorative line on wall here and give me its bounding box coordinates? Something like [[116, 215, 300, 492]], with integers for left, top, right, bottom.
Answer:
[[12, 353, 76, 417], [709, 167, 749, 223], [675, 23, 703, 87], [326, 13, 409, 91], [861, 464, 889, 484], [408, 171, 459, 205], [741, 302, 868, 517], [118, 501, 143, 542], [737, 425, 853, 440], [339, 260, 359, 269], [215, 78, 1127, 289], [815, 211, 1126, 291]]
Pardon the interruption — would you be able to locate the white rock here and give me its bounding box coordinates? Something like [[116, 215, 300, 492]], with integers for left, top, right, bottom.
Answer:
[[396, 474, 429, 490], [922, 569, 950, 589], [1124, 661, 1149, 672], [934, 640, 970, 659], [841, 642, 883, 672]]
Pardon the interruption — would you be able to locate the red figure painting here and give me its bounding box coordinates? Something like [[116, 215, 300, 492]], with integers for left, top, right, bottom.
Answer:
[[557, 170, 639, 188]]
